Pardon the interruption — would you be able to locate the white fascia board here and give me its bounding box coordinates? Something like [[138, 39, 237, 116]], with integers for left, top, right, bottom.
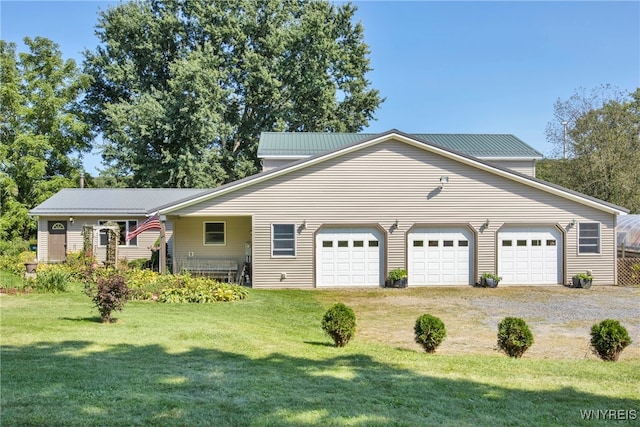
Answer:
[[260, 155, 309, 160], [479, 156, 543, 161], [162, 132, 626, 216]]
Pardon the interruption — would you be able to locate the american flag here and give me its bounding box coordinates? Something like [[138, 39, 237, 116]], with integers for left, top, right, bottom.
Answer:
[[126, 212, 161, 241]]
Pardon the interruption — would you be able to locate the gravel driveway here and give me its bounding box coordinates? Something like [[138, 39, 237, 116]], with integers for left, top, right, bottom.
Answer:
[[468, 286, 640, 359], [326, 285, 640, 360]]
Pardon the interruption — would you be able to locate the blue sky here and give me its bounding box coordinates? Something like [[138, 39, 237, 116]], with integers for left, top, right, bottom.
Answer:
[[2, 1, 638, 174]]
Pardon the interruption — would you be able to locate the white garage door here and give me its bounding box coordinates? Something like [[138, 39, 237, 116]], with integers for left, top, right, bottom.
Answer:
[[316, 228, 383, 287], [409, 227, 474, 285], [498, 226, 563, 285]]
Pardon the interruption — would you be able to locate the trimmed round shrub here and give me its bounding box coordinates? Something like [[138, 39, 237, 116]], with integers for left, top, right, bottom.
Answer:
[[414, 314, 447, 353], [497, 317, 534, 358], [321, 303, 356, 347], [590, 319, 632, 361]]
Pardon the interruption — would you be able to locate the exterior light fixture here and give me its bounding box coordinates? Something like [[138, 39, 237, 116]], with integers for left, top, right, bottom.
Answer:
[[69, 217, 74, 224], [394, 219, 399, 228], [439, 175, 449, 190], [484, 219, 490, 228], [571, 219, 577, 227]]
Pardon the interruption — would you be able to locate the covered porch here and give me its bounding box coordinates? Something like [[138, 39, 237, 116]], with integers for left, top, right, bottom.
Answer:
[[170, 215, 252, 284]]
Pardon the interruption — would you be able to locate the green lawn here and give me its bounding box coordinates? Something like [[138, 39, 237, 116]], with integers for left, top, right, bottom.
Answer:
[[1, 284, 639, 426]]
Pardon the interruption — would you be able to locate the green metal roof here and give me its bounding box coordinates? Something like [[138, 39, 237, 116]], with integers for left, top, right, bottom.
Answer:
[[258, 131, 543, 159]]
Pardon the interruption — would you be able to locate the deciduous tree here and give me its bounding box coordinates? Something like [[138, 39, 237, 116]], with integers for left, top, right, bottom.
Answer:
[[543, 86, 640, 213], [83, 0, 383, 188], [0, 38, 91, 240]]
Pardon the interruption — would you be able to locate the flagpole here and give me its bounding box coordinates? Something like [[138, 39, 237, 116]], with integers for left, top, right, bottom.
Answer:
[[160, 214, 167, 275]]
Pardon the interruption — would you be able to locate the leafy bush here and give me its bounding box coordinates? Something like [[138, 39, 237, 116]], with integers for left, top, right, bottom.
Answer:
[[157, 277, 248, 303], [85, 272, 130, 323], [497, 317, 534, 358], [124, 269, 165, 300], [321, 303, 356, 347], [33, 266, 70, 293], [64, 250, 97, 280], [414, 314, 447, 353], [127, 258, 149, 270], [0, 238, 30, 257], [0, 250, 37, 275], [590, 319, 632, 361]]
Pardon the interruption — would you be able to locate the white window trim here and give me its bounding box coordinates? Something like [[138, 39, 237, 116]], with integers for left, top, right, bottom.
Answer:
[[578, 222, 601, 255], [271, 223, 296, 258], [98, 220, 138, 247], [203, 221, 226, 246]]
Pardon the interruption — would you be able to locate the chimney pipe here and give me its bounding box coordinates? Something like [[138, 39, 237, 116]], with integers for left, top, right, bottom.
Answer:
[[80, 173, 85, 189]]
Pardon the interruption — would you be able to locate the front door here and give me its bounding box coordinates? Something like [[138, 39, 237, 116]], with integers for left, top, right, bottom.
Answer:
[[48, 221, 67, 262]]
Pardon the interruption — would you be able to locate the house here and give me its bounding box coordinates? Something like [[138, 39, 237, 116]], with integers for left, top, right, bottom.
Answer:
[[30, 130, 629, 288]]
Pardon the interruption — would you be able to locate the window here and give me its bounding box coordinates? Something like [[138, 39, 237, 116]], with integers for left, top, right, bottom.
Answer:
[[546, 240, 556, 246], [428, 240, 439, 247], [443, 240, 454, 247], [413, 240, 424, 247], [532, 240, 542, 247], [353, 240, 364, 248], [502, 240, 512, 247], [272, 224, 295, 256], [99, 220, 137, 247], [204, 222, 225, 245], [368, 240, 379, 248], [323, 241, 333, 248], [338, 240, 349, 248], [517, 240, 527, 247], [458, 240, 469, 247], [578, 222, 600, 254]]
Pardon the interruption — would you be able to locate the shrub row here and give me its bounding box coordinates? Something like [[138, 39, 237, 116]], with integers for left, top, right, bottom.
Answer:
[[321, 304, 633, 361]]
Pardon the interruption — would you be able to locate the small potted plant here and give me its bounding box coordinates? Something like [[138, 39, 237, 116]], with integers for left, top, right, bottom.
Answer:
[[480, 272, 502, 288], [21, 251, 38, 274], [386, 268, 408, 288], [572, 272, 593, 289]]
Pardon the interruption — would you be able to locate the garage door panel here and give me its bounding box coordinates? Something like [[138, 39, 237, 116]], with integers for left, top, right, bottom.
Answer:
[[352, 262, 365, 272], [352, 252, 365, 260], [317, 228, 383, 287], [498, 227, 562, 285], [409, 228, 474, 286]]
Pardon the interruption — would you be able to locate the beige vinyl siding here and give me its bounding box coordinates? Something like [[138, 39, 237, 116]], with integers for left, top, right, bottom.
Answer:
[[36, 216, 173, 263], [265, 158, 537, 176], [170, 140, 617, 288], [172, 216, 251, 272], [262, 158, 301, 172], [489, 159, 536, 177]]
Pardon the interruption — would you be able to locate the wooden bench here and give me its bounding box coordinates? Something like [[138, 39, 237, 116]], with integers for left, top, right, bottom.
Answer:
[[179, 258, 239, 282]]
